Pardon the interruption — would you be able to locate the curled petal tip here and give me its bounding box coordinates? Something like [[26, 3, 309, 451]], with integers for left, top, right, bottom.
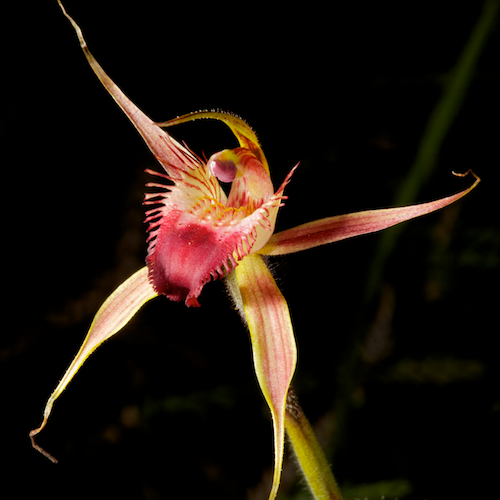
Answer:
[[260, 168, 479, 256], [29, 268, 157, 461], [452, 169, 480, 183], [29, 420, 58, 464]]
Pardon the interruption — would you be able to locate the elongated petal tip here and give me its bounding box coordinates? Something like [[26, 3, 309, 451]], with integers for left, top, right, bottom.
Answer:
[[233, 255, 297, 500], [260, 170, 480, 256], [29, 422, 58, 464], [30, 268, 157, 461]]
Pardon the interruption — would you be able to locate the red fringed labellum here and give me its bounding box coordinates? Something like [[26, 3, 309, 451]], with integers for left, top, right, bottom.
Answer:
[[144, 147, 295, 306]]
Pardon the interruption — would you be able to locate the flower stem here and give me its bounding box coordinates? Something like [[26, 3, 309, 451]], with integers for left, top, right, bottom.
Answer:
[[285, 388, 343, 500]]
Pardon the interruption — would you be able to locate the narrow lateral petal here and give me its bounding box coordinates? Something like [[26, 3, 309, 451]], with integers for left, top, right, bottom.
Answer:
[[259, 171, 480, 256], [234, 255, 297, 500], [30, 267, 158, 461], [57, 1, 198, 178]]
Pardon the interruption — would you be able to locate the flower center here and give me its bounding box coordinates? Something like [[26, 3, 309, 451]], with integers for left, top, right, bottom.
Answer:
[[207, 148, 274, 209]]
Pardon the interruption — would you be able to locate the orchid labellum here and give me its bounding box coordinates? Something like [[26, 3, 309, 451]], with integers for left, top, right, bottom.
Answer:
[[31, 3, 480, 499]]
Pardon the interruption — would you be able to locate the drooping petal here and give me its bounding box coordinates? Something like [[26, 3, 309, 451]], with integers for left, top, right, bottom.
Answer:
[[230, 254, 297, 500], [259, 171, 480, 256], [30, 267, 158, 461]]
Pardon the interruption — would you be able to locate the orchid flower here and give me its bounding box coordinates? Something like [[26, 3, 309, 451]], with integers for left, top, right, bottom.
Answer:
[[31, 3, 480, 499]]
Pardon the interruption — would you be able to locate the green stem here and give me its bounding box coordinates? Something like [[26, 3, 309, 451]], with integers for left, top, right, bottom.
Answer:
[[285, 388, 343, 500]]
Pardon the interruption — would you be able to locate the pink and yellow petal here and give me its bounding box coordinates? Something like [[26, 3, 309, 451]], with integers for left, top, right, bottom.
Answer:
[[58, 1, 199, 179], [30, 267, 158, 460], [232, 255, 297, 500], [260, 171, 480, 256]]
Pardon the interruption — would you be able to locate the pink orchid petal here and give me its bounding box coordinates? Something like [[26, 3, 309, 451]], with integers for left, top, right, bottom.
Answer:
[[58, 1, 198, 179], [259, 171, 480, 256], [30, 267, 158, 461], [233, 255, 297, 500]]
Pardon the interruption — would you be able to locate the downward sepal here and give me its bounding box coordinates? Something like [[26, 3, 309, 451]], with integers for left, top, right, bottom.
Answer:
[[229, 255, 297, 500], [30, 267, 158, 461]]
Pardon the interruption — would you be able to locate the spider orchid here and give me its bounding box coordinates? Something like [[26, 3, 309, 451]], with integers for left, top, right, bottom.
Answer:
[[31, 3, 480, 499]]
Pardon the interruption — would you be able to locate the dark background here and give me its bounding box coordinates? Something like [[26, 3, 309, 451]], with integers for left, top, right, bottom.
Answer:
[[3, 1, 499, 499]]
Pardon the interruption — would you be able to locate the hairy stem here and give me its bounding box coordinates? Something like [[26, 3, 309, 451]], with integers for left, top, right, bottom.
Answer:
[[285, 388, 343, 500]]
